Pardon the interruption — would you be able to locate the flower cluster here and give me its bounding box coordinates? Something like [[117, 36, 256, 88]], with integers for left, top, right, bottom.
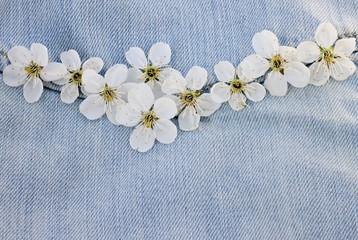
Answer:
[[2, 22, 357, 152]]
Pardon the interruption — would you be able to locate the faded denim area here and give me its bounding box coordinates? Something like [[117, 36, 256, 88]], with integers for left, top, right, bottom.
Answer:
[[0, 0, 358, 239]]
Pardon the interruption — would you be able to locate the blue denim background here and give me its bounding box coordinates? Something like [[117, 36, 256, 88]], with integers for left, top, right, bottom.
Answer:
[[1, 0, 358, 239]]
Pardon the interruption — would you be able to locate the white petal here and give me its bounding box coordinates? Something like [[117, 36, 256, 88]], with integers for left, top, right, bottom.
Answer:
[[157, 68, 182, 82], [60, 49, 81, 71], [315, 22, 338, 48], [40, 62, 67, 81], [284, 61, 310, 88], [240, 54, 270, 79], [178, 106, 200, 131], [82, 57, 104, 73], [297, 41, 320, 63], [104, 64, 128, 87], [214, 61, 235, 82], [252, 30, 279, 58], [334, 38, 356, 57], [210, 82, 231, 103], [79, 94, 106, 120], [125, 47, 147, 69], [119, 83, 139, 102], [244, 82, 266, 102], [127, 83, 154, 112], [127, 67, 144, 83], [129, 125, 156, 152], [153, 97, 177, 119], [61, 83, 79, 104], [264, 71, 287, 96], [7, 46, 32, 67], [23, 78, 43, 103], [3, 65, 27, 86], [154, 119, 177, 144], [309, 61, 330, 86], [161, 73, 187, 94], [150, 81, 165, 99], [30, 43, 48, 66], [82, 69, 106, 94], [53, 76, 70, 86], [106, 101, 122, 125], [185, 66, 207, 90], [148, 42, 171, 67], [329, 57, 356, 81], [196, 93, 221, 117], [116, 103, 141, 127], [279, 46, 297, 62], [229, 92, 246, 111], [163, 95, 181, 115]]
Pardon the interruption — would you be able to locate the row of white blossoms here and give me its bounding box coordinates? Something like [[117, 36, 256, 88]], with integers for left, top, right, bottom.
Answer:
[[2, 22, 357, 152]]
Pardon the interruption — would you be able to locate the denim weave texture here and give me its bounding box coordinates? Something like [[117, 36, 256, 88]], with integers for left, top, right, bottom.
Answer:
[[0, 0, 358, 239]]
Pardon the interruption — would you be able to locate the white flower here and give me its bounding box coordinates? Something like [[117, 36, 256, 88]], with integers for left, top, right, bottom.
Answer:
[[53, 49, 104, 104], [116, 83, 177, 152], [211, 61, 266, 110], [125, 42, 178, 98], [79, 64, 135, 125], [162, 66, 221, 131], [297, 22, 356, 86], [3, 43, 67, 103], [241, 30, 310, 96]]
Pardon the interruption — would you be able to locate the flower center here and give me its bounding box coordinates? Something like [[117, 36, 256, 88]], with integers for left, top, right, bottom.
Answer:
[[141, 110, 158, 128], [320, 47, 335, 63], [143, 65, 160, 82], [230, 79, 245, 93], [100, 84, 117, 102], [180, 89, 201, 106], [69, 70, 83, 85], [25, 61, 43, 78], [270, 54, 284, 71]]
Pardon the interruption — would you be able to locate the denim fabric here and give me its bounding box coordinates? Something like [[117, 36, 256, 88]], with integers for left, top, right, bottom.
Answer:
[[1, 0, 358, 239]]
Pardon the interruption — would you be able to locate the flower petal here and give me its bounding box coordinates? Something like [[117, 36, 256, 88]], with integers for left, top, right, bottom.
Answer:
[[210, 82, 231, 103], [60, 49, 81, 71], [161, 73, 187, 94], [116, 103, 141, 127], [252, 30, 279, 58], [3, 65, 27, 86], [40, 62, 67, 81], [196, 93, 221, 117], [214, 61, 235, 82], [53, 76, 70, 86], [185, 66, 207, 90], [157, 68, 182, 82], [334, 38, 356, 57], [284, 61, 310, 88], [297, 41, 320, 63], [82, 57, 104, 73], [236, 63, 255, 82], [7, 46, 32, 67], [264, 71, 287, 96], [119, 83, 138, 102], [148, 42, 171, 67], [125, 47, 147, 69], [129, 125, 156, 152], [127, 83, 154, 112], [309, 61, 330, 86], [82, 69, 106, 94], [79, 94, 106, 120], [30, 43, 48, 66], [61, 83, 79, 104], [106, 101, 122, 125], [240, 54, 270, 79], [23, 78, 43, 103], [314, 22, 337, 48], [153, 97, 177, 119], [244, 82, 266, 102], [329, 57, 356, 81], [127, 67, 144, 83], [229, 92, 246, 111], [178, 106, 200, 131], [104, 64, 128, 87], [279, 46, 297, 62], [154, 119, 177, 144]]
